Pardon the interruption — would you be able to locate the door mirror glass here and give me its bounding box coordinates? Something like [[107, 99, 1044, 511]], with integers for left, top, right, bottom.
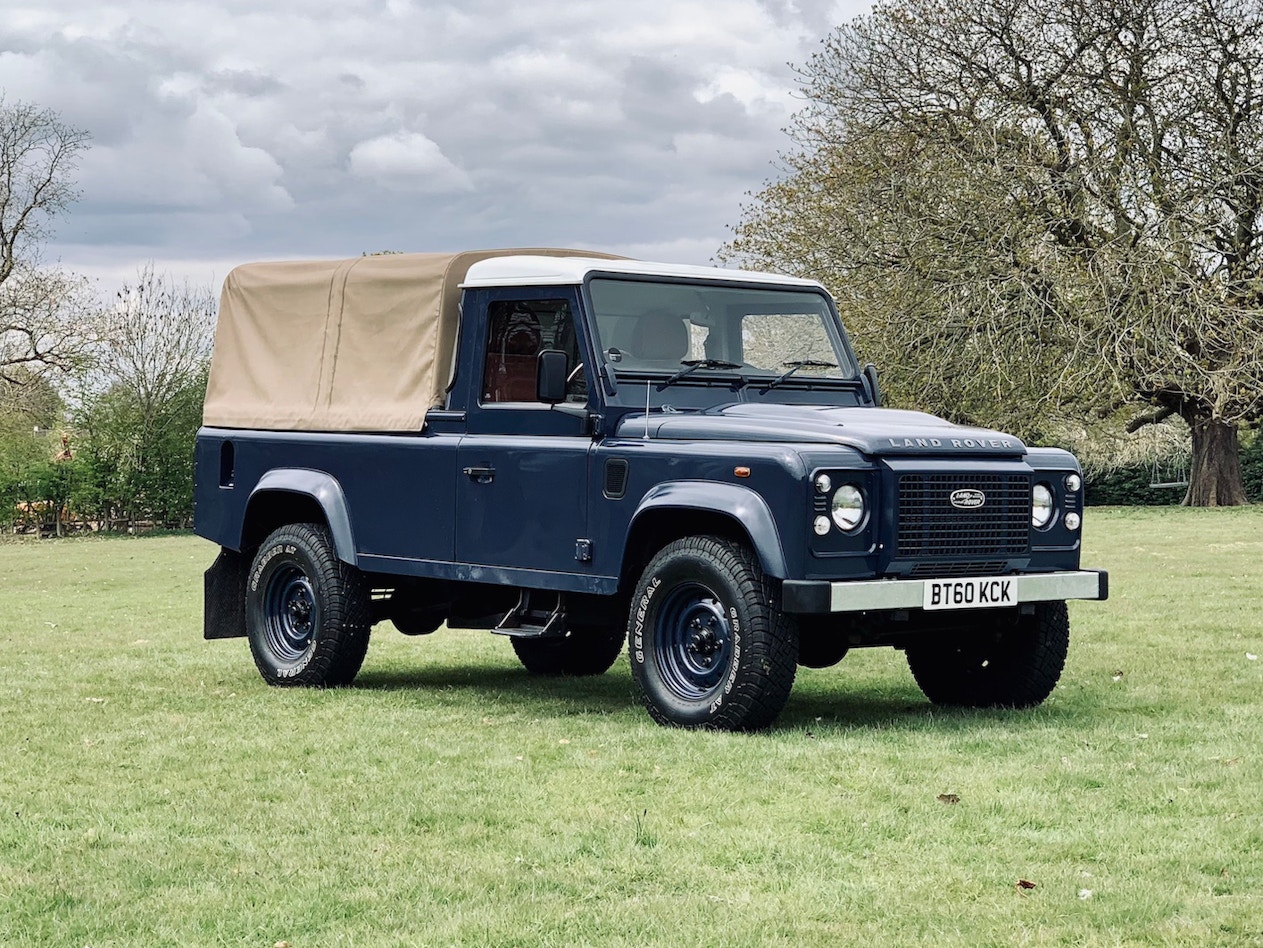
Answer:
[[537, 349, 568, 404]]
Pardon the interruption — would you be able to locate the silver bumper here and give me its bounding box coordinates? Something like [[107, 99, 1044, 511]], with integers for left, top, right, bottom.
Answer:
[[783, 569, 1108, 614]]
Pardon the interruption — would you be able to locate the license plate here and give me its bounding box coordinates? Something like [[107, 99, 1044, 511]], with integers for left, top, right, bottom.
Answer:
[[923, 576, 1015, 611]]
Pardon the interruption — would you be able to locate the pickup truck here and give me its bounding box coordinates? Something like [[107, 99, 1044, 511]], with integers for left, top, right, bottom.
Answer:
[[194, 249, 1107, 730]]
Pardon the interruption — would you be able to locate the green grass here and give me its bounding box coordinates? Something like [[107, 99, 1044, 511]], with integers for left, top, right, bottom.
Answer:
[[1, 509, 1262, 946]]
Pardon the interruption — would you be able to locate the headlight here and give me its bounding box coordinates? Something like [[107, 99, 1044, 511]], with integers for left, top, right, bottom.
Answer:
[[1032, 483, 1054, 528], [831, 484, 865, 532]]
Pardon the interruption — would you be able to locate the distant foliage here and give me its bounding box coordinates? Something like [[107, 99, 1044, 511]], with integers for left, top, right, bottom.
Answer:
[[0, 267, 213, 535]]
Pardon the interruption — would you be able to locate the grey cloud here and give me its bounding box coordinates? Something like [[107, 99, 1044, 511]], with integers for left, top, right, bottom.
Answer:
[[4, 0, 873, 284], [204, 69, 286, 98]]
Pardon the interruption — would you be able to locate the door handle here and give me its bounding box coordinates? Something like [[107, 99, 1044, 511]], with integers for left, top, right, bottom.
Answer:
[[463, 465, 495, 484]]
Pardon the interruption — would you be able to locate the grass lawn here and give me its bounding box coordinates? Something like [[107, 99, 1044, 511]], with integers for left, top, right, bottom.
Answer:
[[1, 508, 1261, 946]]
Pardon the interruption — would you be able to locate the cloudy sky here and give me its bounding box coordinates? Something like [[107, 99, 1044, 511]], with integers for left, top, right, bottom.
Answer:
[[4, 0, 871, 293]]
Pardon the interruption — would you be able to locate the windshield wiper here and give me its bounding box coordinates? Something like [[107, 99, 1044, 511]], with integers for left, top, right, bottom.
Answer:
[[657, 358, 742, 390], [759, 359, 839, 392]]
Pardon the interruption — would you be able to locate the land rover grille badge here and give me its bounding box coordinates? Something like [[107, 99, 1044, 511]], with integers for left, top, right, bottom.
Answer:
[[949, 489, 986, 510]]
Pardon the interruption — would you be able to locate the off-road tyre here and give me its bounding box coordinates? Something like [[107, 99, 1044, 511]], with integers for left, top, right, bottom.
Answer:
[[246, 522, 372, 687], [627, 535, 798, 731], [905, 601, 1070, 708], [511, 625, 625, 676]]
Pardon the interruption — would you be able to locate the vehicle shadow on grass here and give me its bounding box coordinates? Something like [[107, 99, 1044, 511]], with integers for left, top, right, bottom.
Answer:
[[778, 686, 1084, 734], [352, 665, 1082, 733], [352, 665, 638, 715]]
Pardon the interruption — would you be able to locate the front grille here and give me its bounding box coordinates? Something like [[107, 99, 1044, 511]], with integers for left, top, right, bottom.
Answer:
[[908, 561, 1007, 578], [897, 473, 1029, 558]]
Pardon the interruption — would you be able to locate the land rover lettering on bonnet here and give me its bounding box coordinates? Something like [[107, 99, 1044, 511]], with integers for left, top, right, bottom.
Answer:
[[194, 249, 1108, 731]]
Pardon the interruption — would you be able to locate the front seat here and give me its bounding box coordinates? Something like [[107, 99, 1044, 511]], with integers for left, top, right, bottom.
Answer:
[[629, 313, 689, 365]]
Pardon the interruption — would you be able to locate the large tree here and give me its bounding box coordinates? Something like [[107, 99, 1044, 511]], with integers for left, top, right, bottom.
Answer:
[[724, 0, 1263, 505], [73, 265, 215, 527], [0, 98, 96, 382]]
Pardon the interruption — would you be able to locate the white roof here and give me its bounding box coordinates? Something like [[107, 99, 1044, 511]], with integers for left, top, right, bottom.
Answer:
[[461, 255, 824, 289]]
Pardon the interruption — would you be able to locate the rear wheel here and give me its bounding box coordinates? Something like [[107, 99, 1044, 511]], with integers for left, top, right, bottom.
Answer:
[[905, 602, 1069, 708], [511, 625, 625, 676], [246, 523, 371, 687], [628, 536, 798, 730]]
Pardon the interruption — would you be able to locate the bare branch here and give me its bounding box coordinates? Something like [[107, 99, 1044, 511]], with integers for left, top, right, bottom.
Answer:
[[0, 98, 91, 379], [1125, 406, 1177, 432]]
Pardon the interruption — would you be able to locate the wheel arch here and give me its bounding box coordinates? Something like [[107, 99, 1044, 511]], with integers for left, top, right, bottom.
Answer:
[[621, 481, 788, 593], [242, 469, 357, 564]]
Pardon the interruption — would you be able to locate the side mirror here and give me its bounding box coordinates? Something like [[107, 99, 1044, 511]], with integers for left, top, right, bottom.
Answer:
[[862, 363, 882, 407], [537, 349, 568, 404]]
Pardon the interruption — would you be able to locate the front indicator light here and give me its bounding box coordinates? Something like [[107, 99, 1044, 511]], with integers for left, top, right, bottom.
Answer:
[[813, 515, 831, 536], [1065, 473, 1082, 493], [831, 484, 865, 532], [1032, 483, 1054, 528], [1065, 512, 1081, 531]]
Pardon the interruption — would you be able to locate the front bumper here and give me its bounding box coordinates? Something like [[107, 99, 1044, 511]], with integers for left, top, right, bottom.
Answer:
[[781, 569, 1108, 614]]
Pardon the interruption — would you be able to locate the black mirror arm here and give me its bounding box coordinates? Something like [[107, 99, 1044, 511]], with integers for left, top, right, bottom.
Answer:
[[862, 363, 882, 408]]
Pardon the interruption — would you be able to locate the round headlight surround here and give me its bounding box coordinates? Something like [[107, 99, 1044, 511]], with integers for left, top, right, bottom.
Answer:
[[1032, 482, 1055, 529], [831, 484, 866, 533]]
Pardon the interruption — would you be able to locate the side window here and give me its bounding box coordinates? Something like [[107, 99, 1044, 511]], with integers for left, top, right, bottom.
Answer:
[[481, 299, 584, 403]]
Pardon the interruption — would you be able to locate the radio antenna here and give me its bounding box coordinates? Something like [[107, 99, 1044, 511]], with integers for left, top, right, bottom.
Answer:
[[643, 380, 651, 440]]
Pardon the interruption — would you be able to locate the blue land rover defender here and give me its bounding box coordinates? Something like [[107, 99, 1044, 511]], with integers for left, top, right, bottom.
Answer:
[[195, 249, 1107, 730]]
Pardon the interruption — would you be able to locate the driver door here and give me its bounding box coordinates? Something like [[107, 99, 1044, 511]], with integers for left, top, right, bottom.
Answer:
[[455, 288, 595, 577]]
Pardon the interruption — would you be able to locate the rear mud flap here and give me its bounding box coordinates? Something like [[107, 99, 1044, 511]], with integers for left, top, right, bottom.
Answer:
[[204, 548, 248, 639]]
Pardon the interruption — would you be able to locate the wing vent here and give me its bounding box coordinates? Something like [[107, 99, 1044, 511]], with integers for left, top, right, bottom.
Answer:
[[603, 458, 629, 500]]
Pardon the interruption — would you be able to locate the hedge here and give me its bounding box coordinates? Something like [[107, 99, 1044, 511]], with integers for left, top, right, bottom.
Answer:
[[1085, 436, 1263, 505]]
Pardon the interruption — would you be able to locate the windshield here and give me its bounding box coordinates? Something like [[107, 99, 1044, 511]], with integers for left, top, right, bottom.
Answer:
[[587, 278, 857, 382]]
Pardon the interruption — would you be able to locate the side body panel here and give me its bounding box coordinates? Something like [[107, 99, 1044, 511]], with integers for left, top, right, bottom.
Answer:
[[194, 425, 461, 565]]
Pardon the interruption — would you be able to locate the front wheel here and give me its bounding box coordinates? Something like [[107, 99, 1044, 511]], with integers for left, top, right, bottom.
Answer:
[[246, 523, 371, 687], [628, 536, 798, 731], [905, 601, 1069, 708]]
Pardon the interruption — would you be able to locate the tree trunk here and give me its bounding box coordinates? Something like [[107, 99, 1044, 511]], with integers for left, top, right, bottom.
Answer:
[[1183, 417, 1247, 507]]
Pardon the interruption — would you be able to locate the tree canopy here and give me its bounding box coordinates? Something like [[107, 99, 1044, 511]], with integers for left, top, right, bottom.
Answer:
[[723, 0, 1263, 505]]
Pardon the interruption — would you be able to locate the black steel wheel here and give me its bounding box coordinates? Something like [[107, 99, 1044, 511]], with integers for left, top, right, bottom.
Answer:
[[905, 601, 1070, 708], [246, 523, 371, 687], [627, 536, 798, 730], [511, 624, 625, 676]]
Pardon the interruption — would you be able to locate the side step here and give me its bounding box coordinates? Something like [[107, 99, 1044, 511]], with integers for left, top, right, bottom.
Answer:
[[492, 590, 567, 639]]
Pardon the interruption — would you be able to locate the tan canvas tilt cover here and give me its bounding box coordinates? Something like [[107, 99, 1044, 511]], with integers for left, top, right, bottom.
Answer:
[[203, 248, 620, 432]]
